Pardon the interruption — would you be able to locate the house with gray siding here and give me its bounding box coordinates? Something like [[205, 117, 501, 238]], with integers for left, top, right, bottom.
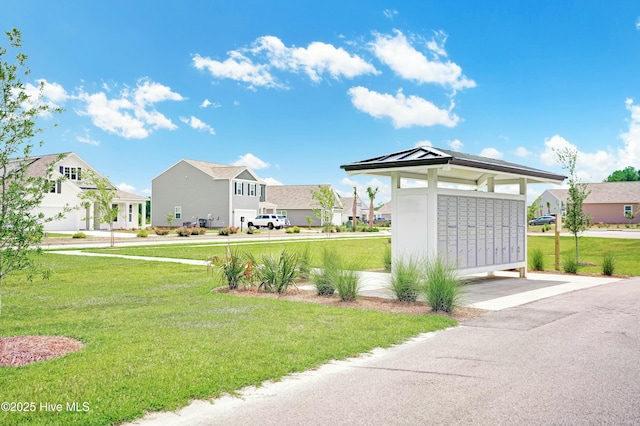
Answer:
[[539, 181, 640, 224], [265, 184, 343, 227], [151, 159, 265, 228]]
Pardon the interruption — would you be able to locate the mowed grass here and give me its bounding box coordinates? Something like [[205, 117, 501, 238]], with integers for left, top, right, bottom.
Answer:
[[0, 253, 454, 426], [528, 235, 640, 275], [81, 236, 390, 270]]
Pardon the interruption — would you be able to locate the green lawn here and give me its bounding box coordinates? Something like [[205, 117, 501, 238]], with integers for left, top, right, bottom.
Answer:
[[0, 253, 453, 426], [528, 235, 640, 275], [81, 236, 390, 270]]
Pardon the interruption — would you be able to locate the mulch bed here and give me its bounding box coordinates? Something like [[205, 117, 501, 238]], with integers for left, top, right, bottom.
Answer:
[[0, 336, 83, 367]]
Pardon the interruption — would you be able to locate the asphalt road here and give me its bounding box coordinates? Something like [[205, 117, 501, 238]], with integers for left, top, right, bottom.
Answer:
[[132, 277, 640, 426]]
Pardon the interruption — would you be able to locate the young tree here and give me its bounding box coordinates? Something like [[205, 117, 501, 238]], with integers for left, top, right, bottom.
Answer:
[[79, 169, 118, 247], [604, 166, 640, 182], [366, 186, 379, 228], [310, 185, 337, 236], [555, 146, 591, 264], [0, 28, 64, 315], [351, 186, 357, 232]]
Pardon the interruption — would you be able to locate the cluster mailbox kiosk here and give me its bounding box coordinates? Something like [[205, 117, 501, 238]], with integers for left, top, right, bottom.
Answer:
[[341, 147, 566, 277]]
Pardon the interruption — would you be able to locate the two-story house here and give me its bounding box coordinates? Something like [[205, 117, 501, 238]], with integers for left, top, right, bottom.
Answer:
[[20, 152, 147, 231], [151, 159, 265, 228]]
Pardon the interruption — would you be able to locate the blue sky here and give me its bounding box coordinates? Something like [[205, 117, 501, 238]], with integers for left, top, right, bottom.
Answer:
[[4, 1, 640, 204]]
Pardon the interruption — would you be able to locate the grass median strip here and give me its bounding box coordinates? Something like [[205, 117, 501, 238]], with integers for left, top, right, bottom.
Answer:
[[0, 253, 454, 426]]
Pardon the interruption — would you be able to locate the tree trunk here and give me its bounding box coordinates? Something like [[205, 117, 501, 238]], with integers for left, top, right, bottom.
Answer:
[[369, 200, 374, 228], [352, 197, 357, 232]]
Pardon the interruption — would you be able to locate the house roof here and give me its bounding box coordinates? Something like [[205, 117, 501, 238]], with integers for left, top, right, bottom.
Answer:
[[266, 184, 343, 210], [340, 146, 566, 185], [340, 196, 368, 211], [547, 182, 640, 204], [181, 159, 264, 182], [377, 201, 392, 215]]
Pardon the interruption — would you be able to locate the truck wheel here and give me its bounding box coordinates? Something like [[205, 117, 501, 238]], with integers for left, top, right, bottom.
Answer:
[[268, 222, 274, 229]]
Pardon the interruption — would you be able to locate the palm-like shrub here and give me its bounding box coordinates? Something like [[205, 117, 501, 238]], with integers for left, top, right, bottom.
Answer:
[[390, 258, 422, 302], [251, 249, 299, 294], [208, 246, 246, 289]]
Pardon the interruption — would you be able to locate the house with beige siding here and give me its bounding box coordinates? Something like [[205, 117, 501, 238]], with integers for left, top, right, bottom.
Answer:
[[539, 181, 640, 224], [151, 159, 265, 228], [264, 184, 343, 227]]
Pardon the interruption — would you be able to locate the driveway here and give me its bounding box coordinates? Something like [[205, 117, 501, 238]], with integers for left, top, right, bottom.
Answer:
[[127, 277, 640, 426]]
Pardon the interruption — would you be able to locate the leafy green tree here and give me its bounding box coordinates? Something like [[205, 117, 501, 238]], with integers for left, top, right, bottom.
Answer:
[[0, 28, 64, 315], [310, 185, 338, 235], [604, 166, 640, 182], [79, 169, 118, 247], [366, 186, 379, 228], [528, 195, 542, 221], [555, 146, 591, 264]]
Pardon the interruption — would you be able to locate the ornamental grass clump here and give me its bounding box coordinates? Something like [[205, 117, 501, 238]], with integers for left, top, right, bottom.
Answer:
[[297, 244, 312, 280], [602, 252, 616, 276], [530, 248, 545, 271], [335, 264, 361, 302], [390, 257, 423, 302], [423, 257, 462, 313], [382, 244, 392, 272], [312, 247, 340, 296], [562, 254, 579, 274]]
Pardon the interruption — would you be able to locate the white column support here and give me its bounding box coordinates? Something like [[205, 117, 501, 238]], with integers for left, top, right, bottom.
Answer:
[[141, 200, 147, 229], [519, 177, 527, 278], [390, 172, 400, 270], [426, 168, 438, 260]]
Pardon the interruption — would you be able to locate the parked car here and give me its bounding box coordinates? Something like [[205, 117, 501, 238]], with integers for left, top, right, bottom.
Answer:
[[247, 214, 284, 230], [278, 215, 291, 228], [529, 215, 556, 226]]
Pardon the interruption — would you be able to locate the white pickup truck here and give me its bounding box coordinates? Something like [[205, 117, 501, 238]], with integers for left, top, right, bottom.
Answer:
[[247, 214, 284, 230]]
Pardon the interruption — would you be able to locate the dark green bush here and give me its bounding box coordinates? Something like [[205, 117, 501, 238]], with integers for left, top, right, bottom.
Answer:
[[562, 255, 579, 274], [312, 248, 340, 296], [292, 226, 300, 233], [136, 229, 149, 238], [72, 232, 87, 239]]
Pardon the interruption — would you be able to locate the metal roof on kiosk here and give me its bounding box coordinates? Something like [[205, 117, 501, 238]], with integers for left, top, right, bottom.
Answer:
[[340, 146, 566, 185]]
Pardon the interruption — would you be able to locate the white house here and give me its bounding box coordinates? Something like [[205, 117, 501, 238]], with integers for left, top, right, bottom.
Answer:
[[22, 152, 147, 231]]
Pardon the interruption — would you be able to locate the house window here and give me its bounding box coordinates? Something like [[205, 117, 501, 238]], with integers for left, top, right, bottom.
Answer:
[[112, 204, 118, 222], [248, 183, 256, 197], [175, 206, 182, 220], [234, 181, 244, 196], [48, 180, 57, 193], [129, 204, 133, 222], [59, 166, 82, 181], [624, 205, 633, 216], [277, 210, 287, 217]]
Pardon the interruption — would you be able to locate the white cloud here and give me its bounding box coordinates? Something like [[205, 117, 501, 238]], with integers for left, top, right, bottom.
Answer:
[[426, 30, 448, 58], [415, 140, 433, 148], [383, 9, 398, 19], [448, 139, 464, 150], [540, 134, 614, 182], [513, 146, 531, 157], [254, 36, 378, 82], [263, 177, 283, 185], [232, 153, 270, 169], [201, 99, 212, 108], [76, 130, 99, 146], [22, 79, 68, 116], [77, 78, 183, 139], [179, 116, 215, 135], [636, 18, 640, 30], [479, 147, 503, 159], [370, 30, 476, 90], [618, 98, 640, 169], [193, 52, 278, 89], [117, 182, 136, 193], [348, 86, 459, 128]]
